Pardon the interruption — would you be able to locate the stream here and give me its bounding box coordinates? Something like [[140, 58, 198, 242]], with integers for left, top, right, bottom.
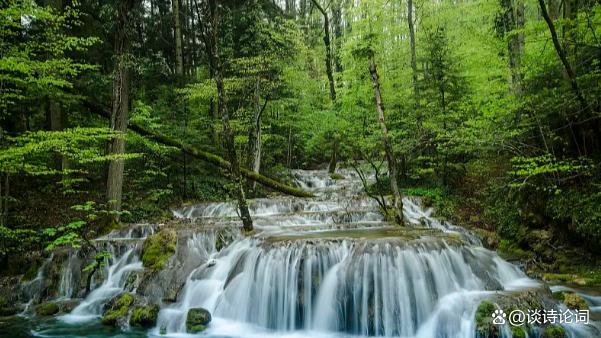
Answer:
[[1, 169, 600, 337]]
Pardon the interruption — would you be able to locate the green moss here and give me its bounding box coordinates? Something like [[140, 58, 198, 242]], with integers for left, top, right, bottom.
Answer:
[[562, 292, 588, 310], [329, 173, 345, 180], [101, 293, 134, 326], [511, 326, 527, 338], [22, 261, 41, 281], [186, 308, 211, 333], [542, 325, 567, 338], [130, 304, 160, 328], [474, 300, 498, 337], [0, 296, 18, 317], [142, 228, 177, 271], [34, 302, 59, 316], [497, 239, 533, 261]]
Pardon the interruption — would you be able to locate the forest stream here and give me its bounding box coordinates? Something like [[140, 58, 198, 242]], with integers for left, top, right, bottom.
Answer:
[[1, 169, 600, 337]]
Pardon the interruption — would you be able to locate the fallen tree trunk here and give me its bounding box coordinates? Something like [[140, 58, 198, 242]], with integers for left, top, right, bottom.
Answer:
[[131, 122, 314, 198], [84, 102, 315, 197], [86, 102, 313, 198]]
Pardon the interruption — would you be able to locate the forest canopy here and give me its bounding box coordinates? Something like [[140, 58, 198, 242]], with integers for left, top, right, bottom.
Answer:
[[1, 0, 600, 268]]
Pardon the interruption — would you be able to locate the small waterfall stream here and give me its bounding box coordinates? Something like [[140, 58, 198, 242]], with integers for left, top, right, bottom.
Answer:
[[15, 168, 601, 337]]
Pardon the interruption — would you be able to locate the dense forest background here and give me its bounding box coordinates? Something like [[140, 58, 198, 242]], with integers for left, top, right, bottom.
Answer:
[[1, 0, 600, 277]]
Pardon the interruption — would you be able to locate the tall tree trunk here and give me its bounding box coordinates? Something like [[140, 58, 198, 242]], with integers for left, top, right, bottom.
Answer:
[[106, 0, 137, 224], [247, 78, 268, 186], [310, 0, 336, 102], [367, 50, 404, 225], [503, 0, 524, 95], [173, 0, 184, 81], [310, 0, 338, 173], [332, 0, 343, 73], [407, 0, 420, 109], [208, 0, 253, 232]]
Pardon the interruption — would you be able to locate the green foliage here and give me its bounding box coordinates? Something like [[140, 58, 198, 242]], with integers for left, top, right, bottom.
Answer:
[[82, 251, 111, 273]]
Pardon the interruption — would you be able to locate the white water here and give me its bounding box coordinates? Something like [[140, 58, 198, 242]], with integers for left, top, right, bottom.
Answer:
[[46, 168, 600, 337], [60, 247, 143, 324]]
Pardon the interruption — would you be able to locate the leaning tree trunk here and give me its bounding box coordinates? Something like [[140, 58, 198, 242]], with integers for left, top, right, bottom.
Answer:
[[106, 0, 137, 224], [539, 0, 592, 155], [208, 0, 253, 232], [367, 50, 404, 225]]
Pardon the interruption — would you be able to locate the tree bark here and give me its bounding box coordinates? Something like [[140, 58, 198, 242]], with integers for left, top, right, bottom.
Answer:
[[310, 0, 336, 102], [247, 78, 268, 184], [173, 0, 184, 81], [332, 0, 343, 73], [367, 51, 404, 225], [106, 0, 137, 224], [310, 0, 339, 173], [502, 0, 525, 95], [208, 0, 253, 232], [407, 0, 420, 109]]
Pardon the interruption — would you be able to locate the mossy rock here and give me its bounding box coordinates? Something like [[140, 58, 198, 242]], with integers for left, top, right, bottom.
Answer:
[[541, 325, 567, 338], [329, 173, 345, 180], [511, 326, 528, 338], [142, 228, 177, 271], [22, 260, 41, 282], [129, 304, 160, 328], [101, 293, 134, 326], [474, 300, 499, 338], [186, 307, 211, 333], [0, 296, 19, 317], [35, 302, 59, 316], [562, 292, 588, 310]]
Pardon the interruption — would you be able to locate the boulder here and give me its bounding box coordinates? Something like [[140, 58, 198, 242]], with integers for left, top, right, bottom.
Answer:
[[0, 296, 19, 317], [186, 307, 211, 333], [34, 302, 59, 316], [474, 300, 499, 338], [130, 304, 160, 328], [141, 228, 177, 271], [542, 325, 567, 338], [562, 292, 588, 310], [101, 293, 134, 326]]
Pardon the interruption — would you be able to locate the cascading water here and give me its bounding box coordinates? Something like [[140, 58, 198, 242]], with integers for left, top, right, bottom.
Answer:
[[18, 168, 600, 337], [150, 169, 600, 337], [61, 246, 143, 323]]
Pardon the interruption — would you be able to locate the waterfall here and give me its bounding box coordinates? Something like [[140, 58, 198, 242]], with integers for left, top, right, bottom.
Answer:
[[60, 246, 143, 323], [27, 168, 598, 337]]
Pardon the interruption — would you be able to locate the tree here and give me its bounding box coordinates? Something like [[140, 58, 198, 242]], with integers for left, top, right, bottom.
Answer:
[[367, 49, 404, 224], [106, 0, 138, 224], [207, 0, 253, 232]]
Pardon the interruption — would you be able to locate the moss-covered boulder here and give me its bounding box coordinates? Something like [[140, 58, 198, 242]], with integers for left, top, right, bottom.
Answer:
[[542, 325, 567, 338], [562, 292, 588, 310], [35, 302, 59, 316], [129, 304, 160, 328], [474, 301, 499, 338], [0, 296, 19, 316], [186, 307, 211, 333], [142, 228, 177, 271], [101, 293, 134, 326], [329, 173, 345, 180]]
